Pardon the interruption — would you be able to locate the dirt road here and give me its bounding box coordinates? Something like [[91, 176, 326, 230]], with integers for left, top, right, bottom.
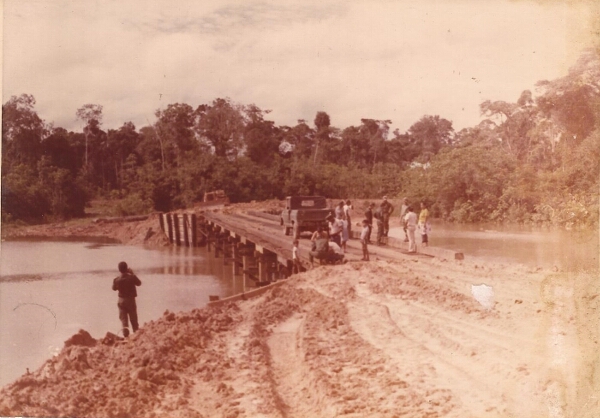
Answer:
[[1, 252, 597, 417]]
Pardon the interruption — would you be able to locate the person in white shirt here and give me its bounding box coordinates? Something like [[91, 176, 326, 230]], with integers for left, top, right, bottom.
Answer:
[[327, 241, 345, 264], [360, 219, 370, 261], [403, 206, 418, 253], [292, 239, 301, 274], [399, 197, 409, 242], [328, 214, 344, 246], [343, 200, 352, 235], [341, 216, 349, 253]]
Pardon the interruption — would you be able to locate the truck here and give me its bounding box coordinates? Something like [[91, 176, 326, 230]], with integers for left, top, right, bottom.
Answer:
[[281, 196, 333, 238]]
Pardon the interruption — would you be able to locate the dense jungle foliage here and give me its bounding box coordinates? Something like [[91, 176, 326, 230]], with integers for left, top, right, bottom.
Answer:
[[2, 51, 599, 227]]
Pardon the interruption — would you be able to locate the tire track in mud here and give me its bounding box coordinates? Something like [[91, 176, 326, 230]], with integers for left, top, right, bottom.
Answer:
[[345, 289, 501, 418], [306, 263, 544, 417], [267, 313, 336, 418], [257, 280, 457, 417]]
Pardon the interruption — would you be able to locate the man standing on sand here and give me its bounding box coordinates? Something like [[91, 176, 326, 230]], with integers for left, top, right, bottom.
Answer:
[[360, 219, 370, 261], [292, 239, 302, 274], [418, 201, 430, 247], [399, 197, 409, 242], [112, 261, 142, 337], [404, 206, 418, 253], [365, 203, 374, 244], [380, 196, 394, 237], [374, 203, 384, 245], [343, 200, 352, 236]]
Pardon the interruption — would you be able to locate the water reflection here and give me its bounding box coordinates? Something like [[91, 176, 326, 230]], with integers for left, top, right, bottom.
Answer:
[[389, 221, 599, 271], [0, 239, 246, 387]]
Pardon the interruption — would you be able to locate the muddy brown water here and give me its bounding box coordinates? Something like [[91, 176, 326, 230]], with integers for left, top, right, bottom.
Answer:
[[389, 221, 599, 271], [0, 238, 241, 386], [1, 223, 597, 387]]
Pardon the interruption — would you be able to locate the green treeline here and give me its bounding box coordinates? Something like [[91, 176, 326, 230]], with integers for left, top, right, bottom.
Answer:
[[2, 51, 599, 227]]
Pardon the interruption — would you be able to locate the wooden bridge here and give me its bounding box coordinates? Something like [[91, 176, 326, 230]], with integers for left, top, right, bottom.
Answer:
[[157, 207, 464, 298]]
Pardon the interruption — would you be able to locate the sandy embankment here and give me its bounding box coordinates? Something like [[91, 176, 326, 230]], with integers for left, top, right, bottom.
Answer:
[[1, 250, 598, 417], [1, 214, 170, 246]]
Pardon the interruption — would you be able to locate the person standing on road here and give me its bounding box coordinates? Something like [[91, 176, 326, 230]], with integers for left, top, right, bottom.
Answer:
[[418, 202, 430, 247], [343, 200, 353, 236], [399, 197, 409, 242], [404, 206, 418, 253], [112, 261, 142, 337], [360, 219, 370, 261], [380, 196, 394, 237], [374, 204, 384, 246], [309, 234, 330, 267], [364, 203, 374, 244], [335, 201, 345, 219], [341, 215, 350, 253], [292, 239, 302, 274], [328, 214, 344, 247]]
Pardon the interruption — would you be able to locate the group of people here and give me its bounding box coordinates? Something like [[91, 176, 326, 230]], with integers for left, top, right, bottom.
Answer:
[[363, 196, 430, 252], [292, 196, 431, 270], [399, 199, 430, 253], [363, 196, 395, 246], [292, 200, 354, 269], [115, 198, 430, 337]]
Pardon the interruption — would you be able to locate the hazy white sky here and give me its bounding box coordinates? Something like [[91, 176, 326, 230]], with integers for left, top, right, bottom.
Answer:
[[3, 0, 595, 134]]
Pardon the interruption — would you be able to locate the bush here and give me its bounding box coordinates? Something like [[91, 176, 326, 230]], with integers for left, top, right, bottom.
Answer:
[[114, 193, 154, 217]]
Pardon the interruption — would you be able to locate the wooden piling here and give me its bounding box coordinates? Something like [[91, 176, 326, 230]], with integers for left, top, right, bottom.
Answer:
[[242, 255, 251, 291], [232, 244, 240, 275], [159, 213, 165, 236], [191, 214, 197, 247], [173, 215, 181, 246], [166, 213, 173, 244], [183, 214, 190, 247]]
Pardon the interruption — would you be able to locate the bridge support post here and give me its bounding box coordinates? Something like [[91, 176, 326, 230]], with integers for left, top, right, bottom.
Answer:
[[166, 213, 173, 244], [242, 255, 253, 291], [173, 215, 181, 246], [232, 244, 240, 275], [183, 214, 190, 247]]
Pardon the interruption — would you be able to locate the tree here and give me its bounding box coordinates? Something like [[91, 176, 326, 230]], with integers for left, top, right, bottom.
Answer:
[[243, 104, 281, 166], [313, 111, 331, 164], [283, 120, 315, 160], [480, 95, 537, 160], [2, 94, 45, 172], [1, 164, 47, 222], [536, 50, 599, 142], [196, 98, 245, 158], [360, 118, 391, 167], [408, 144, 516, 222], [155, 104, 197, 154], [406, 115, 454, 161], [106, 122, 140, 189], [76, 104, 103, 169], [41, 127, 77, 174]]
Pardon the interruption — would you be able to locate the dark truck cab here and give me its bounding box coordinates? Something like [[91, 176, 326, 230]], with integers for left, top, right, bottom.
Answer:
[[281, 196, 332, 238]]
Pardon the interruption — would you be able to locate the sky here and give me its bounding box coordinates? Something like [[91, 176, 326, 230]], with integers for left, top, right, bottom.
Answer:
[[3, 0, 597, 134]]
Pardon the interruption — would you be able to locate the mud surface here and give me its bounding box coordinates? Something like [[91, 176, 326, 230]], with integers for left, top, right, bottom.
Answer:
[[1, 256, 598, 417]]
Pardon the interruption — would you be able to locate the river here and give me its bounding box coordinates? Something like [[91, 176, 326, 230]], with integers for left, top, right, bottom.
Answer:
[[389, 221, 599, 271], [0, 238, 242, 386], [1, 223, 598, 387]]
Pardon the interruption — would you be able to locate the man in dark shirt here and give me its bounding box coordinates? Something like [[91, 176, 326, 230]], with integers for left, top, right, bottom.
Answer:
[[112, 261, 142, 337], [380, 196, 394, 237]]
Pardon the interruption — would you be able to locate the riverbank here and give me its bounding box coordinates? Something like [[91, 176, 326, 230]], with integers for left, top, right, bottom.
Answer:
[[1, 213, 170, 247], [1, 253, 598, 417]]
